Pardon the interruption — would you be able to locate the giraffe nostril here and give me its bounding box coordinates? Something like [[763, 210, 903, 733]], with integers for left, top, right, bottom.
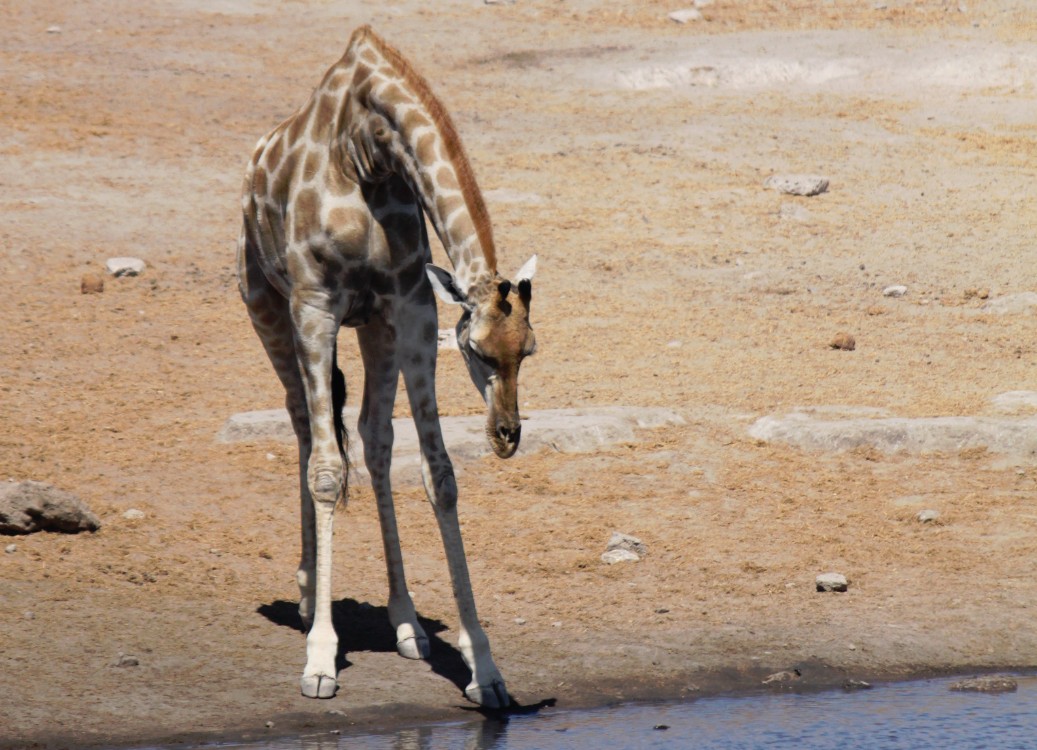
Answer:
[[497, 425, 520, 444]]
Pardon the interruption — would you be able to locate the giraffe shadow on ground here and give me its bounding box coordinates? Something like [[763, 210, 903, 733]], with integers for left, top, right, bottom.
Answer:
[[257, 598, 470, 693], [257, 599, 556, 716]]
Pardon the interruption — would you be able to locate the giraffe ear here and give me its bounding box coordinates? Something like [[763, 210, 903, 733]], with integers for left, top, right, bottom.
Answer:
[[515, 254, 537, 283], [426, 264, 471, 308]]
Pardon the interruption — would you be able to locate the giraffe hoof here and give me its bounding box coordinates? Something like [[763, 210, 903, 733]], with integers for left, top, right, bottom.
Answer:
[[397, 634, 430, 660], [465, 678, 510, 709], [300, 673, 338, 699]]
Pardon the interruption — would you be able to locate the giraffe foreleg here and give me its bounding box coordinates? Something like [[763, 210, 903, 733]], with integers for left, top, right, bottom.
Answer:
[[401, 343, 509, 709], [357, 321, 430, 661]]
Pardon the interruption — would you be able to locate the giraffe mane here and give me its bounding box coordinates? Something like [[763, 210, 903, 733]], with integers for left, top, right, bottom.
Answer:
[[352, 25, 498, 274]]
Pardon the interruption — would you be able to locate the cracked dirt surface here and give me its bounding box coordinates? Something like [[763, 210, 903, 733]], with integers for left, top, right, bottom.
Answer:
[[2, 1, 1036, 747]]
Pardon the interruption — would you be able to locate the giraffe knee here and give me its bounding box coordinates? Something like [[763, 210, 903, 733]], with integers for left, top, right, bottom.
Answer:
[[426, 469, 457, 511], [308, 464, 344, 505]]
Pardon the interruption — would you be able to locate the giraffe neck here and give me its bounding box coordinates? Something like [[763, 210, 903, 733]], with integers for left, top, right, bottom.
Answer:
[[336, 26, 497, 294]]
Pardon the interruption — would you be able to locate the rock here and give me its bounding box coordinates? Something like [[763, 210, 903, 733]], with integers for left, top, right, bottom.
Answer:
[[917, 509, 940, 523], [763, 669, 801, 684], [513, 617, 527, 625], [882, 285, 908, 297], [122, 508, 145, 520], [601, 548, 641, 565], [4, 543, 16, 554], [0, 481, 101, 535], [963, 287, 990, 300], [764, 175, 829, 197], [265, 720, 275, 729], [606, 531, 647, 557], [46, 25, 61, 33], [816, 572, 848, 592], [829, 333, 856, 351], [843, 679, 872, 691], [950, 676, 1017, 693], [115, 654, 139, 667], [80, 273, 105, 294], [668, 9, 703, 23], [105, 257, 146, 277]]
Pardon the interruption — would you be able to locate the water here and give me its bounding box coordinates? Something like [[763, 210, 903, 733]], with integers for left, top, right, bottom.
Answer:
[[170, 674, 1037, 750]]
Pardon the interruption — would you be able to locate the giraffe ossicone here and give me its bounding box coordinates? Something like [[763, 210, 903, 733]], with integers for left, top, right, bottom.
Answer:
[[236, 25, 536, 708]]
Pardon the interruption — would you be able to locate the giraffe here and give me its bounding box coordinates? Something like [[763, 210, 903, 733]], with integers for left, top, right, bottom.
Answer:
[[236, 26, 536, 708]]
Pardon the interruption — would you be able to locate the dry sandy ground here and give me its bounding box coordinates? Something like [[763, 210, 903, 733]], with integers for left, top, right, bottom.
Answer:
[[2, 0, 1037, 746]]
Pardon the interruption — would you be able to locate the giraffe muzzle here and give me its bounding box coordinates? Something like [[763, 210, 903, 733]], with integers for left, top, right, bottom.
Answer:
[[487, 418, 521, 459]]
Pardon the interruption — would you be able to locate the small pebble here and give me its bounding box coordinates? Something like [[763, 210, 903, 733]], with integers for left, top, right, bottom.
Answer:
[[763, 669, 801, 684], [882, 285, 908, 297], [46, 25, 61, 33], [917, 509, 940, 523], [843, 679, 872, 691], [122, 508, 145, 520], [764, 175, 829, 197], [105, 257, 146, 277], [4, 544, 16, 554], [950, 676, 1017, 693], [514, 617, 527, 625], [24, 611, 35, 620], [265, 720, 275, 729], [668, 8, 703, 23], [816, 572, 849, 592], [829, 333, 856, 351], [80, 273, 104, 294], [116, 654, 140, 667]]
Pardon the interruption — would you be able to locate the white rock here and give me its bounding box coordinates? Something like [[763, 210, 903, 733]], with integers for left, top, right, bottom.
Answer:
[[917, 509, 940, 523], [601, 548, 641, 565], [4, 544, 16, 554], [606, 531, 647, 558], [816, 572, 848, 592], [694, 0, 714, 6], [764, 175, 829, 197], [46, 25, 61, 33], [105, 257, 146, 277], [669, 9, 703, 23], [122, 508, 145, 520], [882, 285, 908, 297]]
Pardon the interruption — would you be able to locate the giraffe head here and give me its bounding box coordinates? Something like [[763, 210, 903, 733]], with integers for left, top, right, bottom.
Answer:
[[427, 256, 538, 459]]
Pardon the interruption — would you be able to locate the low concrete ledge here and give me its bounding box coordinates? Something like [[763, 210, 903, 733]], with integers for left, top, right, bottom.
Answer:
[[219, 406, 685, 485], [749, 412, 1037, 458]]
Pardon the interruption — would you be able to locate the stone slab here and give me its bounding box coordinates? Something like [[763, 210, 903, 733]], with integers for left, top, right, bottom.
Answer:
[[749, 412, 1037, 458], [219, 406, 685, 485]]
